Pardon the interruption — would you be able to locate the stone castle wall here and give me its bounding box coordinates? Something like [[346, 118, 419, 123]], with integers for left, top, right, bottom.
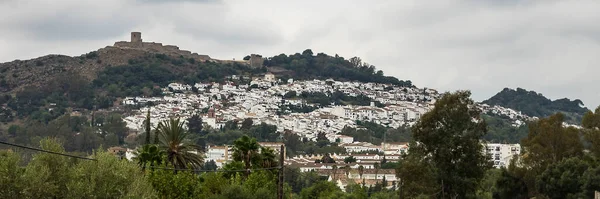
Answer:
[[112, 32, 266, 65], [114, 41, 211, 61]]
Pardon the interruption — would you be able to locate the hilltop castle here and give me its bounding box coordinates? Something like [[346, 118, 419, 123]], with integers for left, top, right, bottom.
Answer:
[[112, 32, 264, 68], [113, 32, 212, 61]]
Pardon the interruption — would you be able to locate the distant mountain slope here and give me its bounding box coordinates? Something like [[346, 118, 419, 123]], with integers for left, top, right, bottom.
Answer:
[[482, 88, 589, 123]]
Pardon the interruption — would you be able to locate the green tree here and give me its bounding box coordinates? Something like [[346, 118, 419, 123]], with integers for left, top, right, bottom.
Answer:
[[147, 166, 201, 198], [396, 153, 439, 198], [67, 151, 157, 198], [241, 118, 253, 130], [134, 144, 165, 171], [321, 153, 336, 163], [536, 157, 589, 199], [300, 181, 342, 199], [522, 113, 583, 170], [99, 113, 129, 145], [156, 118, 204, 170], [520, 113, 584, 195], [402, 90, 491, 198], [493, 166, 528, 199], [22, 138, 74, 198], [0, 139, 158, 198], [344, 156, 357, 163], [232, 135, 261, 177], [0, 150, 23, 197], [582, 106, 600, 156], [187, 114, 203, 135]]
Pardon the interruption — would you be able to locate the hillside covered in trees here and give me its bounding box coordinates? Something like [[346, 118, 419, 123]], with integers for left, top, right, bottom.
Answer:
[[262, 50, 412, 87], [483, 87, 589, 123]]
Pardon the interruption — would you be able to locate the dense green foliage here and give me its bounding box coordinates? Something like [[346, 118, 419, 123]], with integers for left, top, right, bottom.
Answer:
[[0, 138, 156, 198], [282, 131, 346, 157], [92, 55, 262, 98], [341, 121, 412, 145], [483, 87, 589, 123], [284, 91, 384, 108], [491, 110, 600, 198], [264, 51, 412, 87], [0, 113, 127, 153], [481, 114, 529, 143]]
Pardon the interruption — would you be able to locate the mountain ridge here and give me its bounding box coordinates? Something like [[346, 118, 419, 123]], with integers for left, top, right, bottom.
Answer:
[[482, 87, 589, 123]]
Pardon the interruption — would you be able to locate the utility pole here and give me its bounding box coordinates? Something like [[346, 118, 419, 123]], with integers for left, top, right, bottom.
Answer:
[[278, 144, 285, 199]]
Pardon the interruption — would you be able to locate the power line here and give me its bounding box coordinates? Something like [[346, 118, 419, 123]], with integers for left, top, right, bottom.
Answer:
[[0, 141, 97, 161], [147, 166, 282, 172]]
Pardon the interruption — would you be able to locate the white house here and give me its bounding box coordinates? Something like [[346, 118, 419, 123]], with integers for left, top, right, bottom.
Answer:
[[264, 73, 276, 82], [206, 145, 233, 167]]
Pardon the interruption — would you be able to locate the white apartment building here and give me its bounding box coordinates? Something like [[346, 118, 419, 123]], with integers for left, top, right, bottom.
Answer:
[[484, 143, 521, 168], [206, 145, 233, 167]]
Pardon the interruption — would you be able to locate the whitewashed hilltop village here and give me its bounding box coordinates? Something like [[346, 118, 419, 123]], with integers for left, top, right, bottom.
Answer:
[[120, 73, 531, 189]]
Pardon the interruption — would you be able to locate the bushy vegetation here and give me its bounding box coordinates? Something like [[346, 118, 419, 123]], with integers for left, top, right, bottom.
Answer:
[[341, 121, 412, 145], [481, 114, 529, 143], [0, 138, 156, 198], [283, 91, 384, 108], [489, 109, 600, 198], [0, 113, 127, 153], [263, 50, 412, 87]]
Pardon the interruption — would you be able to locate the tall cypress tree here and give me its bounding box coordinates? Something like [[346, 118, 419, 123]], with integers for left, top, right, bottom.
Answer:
[[144, 109, 151, 145]]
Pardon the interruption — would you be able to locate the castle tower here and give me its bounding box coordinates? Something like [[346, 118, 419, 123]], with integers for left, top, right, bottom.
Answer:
[[131, 32, 142, 43], [249, 54, 264, 68]]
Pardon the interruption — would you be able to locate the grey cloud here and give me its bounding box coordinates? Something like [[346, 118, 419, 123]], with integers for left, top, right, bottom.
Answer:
[[175, 22, 283, 46], [163, 6, 284, 47], [0, 1, 143, 41], [137, 0, 220, 3], [19, 13, 139, 41], [0, 0, 599, 108]]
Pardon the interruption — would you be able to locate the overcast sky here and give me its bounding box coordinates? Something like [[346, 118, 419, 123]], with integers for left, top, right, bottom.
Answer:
[[1, 0, 599, 108]]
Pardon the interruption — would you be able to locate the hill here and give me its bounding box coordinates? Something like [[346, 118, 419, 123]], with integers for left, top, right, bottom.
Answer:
[[482, 88, 589, 123], [0, 33, 411, 123]]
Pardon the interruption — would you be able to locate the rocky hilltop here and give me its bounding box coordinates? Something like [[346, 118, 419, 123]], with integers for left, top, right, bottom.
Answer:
[[0, 32, 262, 95]]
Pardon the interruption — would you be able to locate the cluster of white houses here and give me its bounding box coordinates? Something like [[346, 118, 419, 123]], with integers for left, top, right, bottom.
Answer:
[[118, 73, 530, 190], [123, 74, 531, 142]]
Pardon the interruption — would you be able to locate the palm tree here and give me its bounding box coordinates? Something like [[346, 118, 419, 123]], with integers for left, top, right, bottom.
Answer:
[[156, 118, 204, 171], [133, 144, 164, 171], [257, 146, 277, 168], [232, 135, 261, 177]]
